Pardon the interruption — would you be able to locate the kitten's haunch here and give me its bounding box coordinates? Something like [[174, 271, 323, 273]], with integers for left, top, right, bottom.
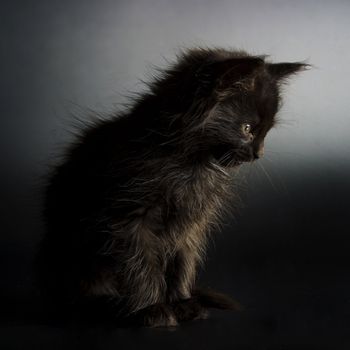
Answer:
[[36, 47, 308, 327]]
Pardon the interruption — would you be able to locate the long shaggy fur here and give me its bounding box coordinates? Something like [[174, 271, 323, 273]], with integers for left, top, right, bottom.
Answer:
[[36, 47, 307, 327]]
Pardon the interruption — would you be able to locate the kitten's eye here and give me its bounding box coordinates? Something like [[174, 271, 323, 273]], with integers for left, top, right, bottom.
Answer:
[[242, 123, 251, 134]]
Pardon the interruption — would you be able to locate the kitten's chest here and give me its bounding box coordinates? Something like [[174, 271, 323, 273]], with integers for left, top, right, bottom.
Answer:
[[176, 166, 232, 213], [168, 166, 233, 237]]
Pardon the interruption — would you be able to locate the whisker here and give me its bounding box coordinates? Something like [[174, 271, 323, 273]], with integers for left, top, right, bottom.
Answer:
[[256, 161, 278, 192], [265, 149, 304, 157]]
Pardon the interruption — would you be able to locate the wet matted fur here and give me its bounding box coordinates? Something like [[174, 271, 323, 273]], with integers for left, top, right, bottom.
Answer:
[[36, 47, 308, 327]]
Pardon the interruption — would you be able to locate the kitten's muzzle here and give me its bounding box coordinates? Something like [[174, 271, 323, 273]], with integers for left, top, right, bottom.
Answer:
[[253, 142, 265, 159], [254, 145, 264, 159]]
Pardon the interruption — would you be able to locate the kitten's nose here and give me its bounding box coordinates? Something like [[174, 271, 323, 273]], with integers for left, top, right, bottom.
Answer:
[[254, 143, 264, 159]]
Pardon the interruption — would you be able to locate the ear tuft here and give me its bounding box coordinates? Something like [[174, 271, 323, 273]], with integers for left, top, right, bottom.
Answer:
[[268, 62, 311, 80]]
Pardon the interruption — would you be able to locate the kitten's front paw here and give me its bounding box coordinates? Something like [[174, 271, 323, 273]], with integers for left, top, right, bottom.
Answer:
[[193, 287, 243, 311], [173, 298, 209, 322], [137, 303, 178, 328]]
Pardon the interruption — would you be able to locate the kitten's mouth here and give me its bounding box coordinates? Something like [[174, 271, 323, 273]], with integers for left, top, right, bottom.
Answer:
[[211, 144, 252, 167], [213, 149, 253, 168], [215, 156, 246, 167]]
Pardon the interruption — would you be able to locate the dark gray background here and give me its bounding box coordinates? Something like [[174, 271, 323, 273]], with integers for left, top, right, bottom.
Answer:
[[1, 0, 350, 349]]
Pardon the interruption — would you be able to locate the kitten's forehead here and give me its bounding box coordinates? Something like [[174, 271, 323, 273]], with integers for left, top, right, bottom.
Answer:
[[256, 73, 280, 122]]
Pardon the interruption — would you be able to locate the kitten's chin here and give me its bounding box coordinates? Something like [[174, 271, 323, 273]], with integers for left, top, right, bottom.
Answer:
[[233, 161, 243, 167], [210, 145, 258, 168], [216, 158, 243, 168], [217, 156, 259, 168]]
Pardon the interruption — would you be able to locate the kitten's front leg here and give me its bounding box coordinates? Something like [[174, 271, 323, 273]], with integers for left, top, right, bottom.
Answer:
[[166, 248, 197, 302], [166, 237, 241, 322], [117, 223, 178, 327], [166, 243, 209, 321]]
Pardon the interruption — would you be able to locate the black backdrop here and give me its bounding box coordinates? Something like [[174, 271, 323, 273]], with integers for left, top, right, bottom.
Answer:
[[2, 1, 350, 349]]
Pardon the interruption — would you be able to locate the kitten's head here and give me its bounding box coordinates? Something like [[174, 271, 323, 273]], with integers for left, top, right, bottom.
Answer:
[[149, 48, 309, 167]]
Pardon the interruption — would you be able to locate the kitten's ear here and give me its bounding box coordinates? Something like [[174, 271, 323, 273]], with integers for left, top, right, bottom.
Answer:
[[196, 57, 264, 92], [267, 62, 309, 80]]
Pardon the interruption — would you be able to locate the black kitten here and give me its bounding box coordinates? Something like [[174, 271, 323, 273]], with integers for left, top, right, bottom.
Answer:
[[36, 47, 307, 327]]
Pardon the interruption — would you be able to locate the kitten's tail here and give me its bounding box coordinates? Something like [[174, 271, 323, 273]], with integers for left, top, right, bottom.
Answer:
[[192, 287, 243, 311]]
